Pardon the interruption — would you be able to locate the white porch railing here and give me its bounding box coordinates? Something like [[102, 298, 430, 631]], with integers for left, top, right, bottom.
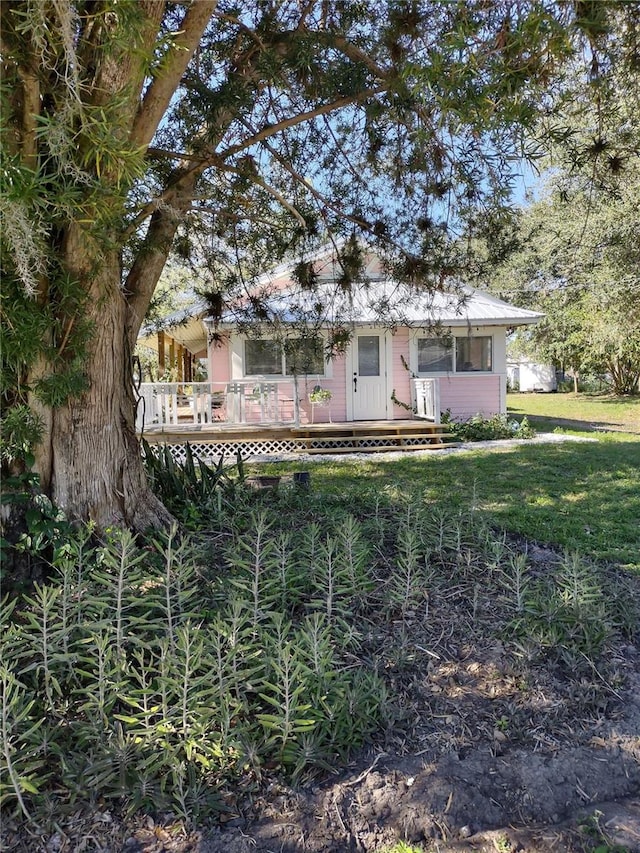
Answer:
[[135, 381, 300, 430], [412, 378, 440, 424]]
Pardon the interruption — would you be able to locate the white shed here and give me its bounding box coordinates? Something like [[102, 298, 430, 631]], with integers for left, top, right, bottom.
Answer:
[[507, 358, 557, 392]]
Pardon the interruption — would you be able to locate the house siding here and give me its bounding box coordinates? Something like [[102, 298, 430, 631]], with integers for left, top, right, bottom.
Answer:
[[301, 353, 346, 423], [208, 335, 231, 385], [439, 375, 502, 421], [210, 327, 509, 424], [391, 329, 412, 419]]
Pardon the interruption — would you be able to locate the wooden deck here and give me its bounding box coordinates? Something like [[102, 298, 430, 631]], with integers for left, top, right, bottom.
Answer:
[[141, 419, 456, 458]]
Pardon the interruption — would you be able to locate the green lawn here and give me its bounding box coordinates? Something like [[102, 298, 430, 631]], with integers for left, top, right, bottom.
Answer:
[[508, 391, 640, 435], [255, 393, 640, 571]]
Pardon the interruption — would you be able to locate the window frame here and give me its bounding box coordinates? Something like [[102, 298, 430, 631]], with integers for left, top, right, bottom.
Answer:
[[455, 335, 493, 373], [414, 333, 494, 375]]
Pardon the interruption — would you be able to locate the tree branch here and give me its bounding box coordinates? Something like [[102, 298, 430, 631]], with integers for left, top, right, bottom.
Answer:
[[124, 168, 200, 345], [16, 67, 40, 169], [130, 0, 219, 149], [127, 86, 386, 236], [215, 163, 307, 226], [147, 147, 206, 161], [326, 33, 392, 81], [247, 129, 415, 255], [215, 86, 385, 162]]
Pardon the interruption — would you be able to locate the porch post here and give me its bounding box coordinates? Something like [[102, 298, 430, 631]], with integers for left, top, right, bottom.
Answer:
[[177, 344, 184, 382], [157, 331, 165, 373], [292, 373, 300, 427]]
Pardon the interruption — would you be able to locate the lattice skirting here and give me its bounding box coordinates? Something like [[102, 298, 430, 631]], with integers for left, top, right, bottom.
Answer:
[[147, 434, 441, 465], [151, 439, 301, 465], [305, 436, 431, 449]]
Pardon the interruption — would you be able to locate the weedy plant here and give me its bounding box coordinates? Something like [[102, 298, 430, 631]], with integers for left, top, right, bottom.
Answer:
[[501, 550, 638, 669], [1, 449, 636, 835], [0, 511, 389, 827], [141, 439, 244, 525]]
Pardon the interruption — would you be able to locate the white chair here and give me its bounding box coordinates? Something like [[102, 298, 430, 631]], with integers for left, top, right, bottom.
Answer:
[[226, 382, 246, 423], [248, 382, 279, 423]]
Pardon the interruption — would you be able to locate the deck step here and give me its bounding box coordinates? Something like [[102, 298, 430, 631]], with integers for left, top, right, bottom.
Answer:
[[302, 442, 452, 454]]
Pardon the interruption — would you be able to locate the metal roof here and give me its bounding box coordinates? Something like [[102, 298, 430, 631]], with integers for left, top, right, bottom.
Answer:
[[255, 279, 543, 328], [138, 258, 542, 351]]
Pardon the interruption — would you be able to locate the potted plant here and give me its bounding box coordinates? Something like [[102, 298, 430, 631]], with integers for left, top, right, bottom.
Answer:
[[308, 385, 332, 404]]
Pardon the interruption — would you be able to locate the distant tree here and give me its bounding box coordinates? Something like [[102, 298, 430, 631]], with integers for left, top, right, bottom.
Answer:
[[2, 1, 637, 528], [490, 79, 640, 395]]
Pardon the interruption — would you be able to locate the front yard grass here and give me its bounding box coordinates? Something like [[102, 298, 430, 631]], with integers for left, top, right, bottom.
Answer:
[[257, 394, 640, 572], [507, 391, 640, 434]]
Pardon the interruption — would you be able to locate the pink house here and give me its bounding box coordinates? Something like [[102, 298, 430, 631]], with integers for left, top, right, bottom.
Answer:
[[138, 253, 542, 430]]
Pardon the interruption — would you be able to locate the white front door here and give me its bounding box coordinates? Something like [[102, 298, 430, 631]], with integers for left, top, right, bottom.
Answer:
[[350, 330, 390, 420]]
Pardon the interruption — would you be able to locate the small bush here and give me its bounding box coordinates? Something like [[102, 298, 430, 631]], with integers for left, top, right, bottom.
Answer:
[[442, 411, 535, 441]]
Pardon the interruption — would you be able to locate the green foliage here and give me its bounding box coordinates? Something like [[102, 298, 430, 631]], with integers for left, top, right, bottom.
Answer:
[[487, 55, 640, 396], [263, 406, 640, 571], [0, 511, 389, 825], [503, 552, 618, 666], [579, 811, 630, 853], [0, 470, 75, 584], [441, 411, 536, 442], [141, 440, 245, 526], [3, 0, 638, 523], [308, 386, 332, 404], [0, 269, 91, 478], [382, 844, 425, 853], [0, 406, 43, 468], [2, 458, 637, 832]]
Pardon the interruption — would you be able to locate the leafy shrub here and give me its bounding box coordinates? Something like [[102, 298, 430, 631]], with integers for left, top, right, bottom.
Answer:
[[0, 470, 75, 584], [0, 518, 388, 825], [0, 405, 43, 469], [141, 439, 245, 526], [441, 411, 535, 441]]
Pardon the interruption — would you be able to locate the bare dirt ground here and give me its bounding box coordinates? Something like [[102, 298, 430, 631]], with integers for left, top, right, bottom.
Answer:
[[195, 650, 640, 853], [13, 648, 637, 853], [196, 702, 640, 853], [4, 542, 639, 853]]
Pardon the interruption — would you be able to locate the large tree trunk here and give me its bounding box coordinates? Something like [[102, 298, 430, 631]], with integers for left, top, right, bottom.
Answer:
[[33, 233, 173, 531]]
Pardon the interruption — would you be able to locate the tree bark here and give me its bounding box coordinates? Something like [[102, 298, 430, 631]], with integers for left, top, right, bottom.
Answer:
[[33, 230, 173, 531]]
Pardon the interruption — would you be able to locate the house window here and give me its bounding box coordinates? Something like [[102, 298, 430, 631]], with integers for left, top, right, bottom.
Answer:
[[456, 336, 492, 371], [417, 338, 453, 373], [244, 337, 326, 376], [284, 338, 325, 376], [244, 339, 283, 375]]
